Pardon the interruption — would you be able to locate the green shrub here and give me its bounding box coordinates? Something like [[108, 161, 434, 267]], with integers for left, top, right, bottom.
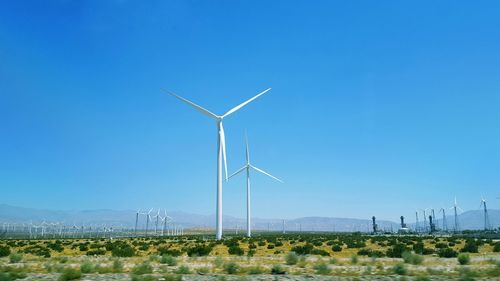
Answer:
[[47, 242, 65, 253], [285, 252, 299, 265], [271, 264, 286, 275], [9, 253, 23, 263], [197, 267, 210, 274], [157, 247, 183, 257], [132, 262, 153, 275], [331, 245, 342, 252], [313, 263, 331, 275], [386, 244, 408, 258], [493, 243, 500, 252], [112, 259, 124, 273], [413, 242, 424, 254], [438, 248, 458, 258], [213, 257, 224, 268], [224, 262, 239, 274], [458, 253, 471, 265], [351, 254, 358, 264], [175, 265, 190, 274], [228, 245, 244, 256], [291, 244, 313, 255], [58, 268, 82, 281], [111, 243, 135, 257], [80, 261, 95, 273], [186, 244, 212, 257], [393, 263, 407, 275], [402, 251, 423, 265], [0, 246, 11, 257], [0, 272, 27, 281], [329, 257, 338, 264], [486, 262, 500, 277], [311, 248, 330, 256], [160, 254, 177, 266], [461, 240, 478, 253], [247, 266, 264, 274]]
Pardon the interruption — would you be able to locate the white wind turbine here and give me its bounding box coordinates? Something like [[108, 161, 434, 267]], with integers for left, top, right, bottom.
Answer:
[[229, 133, 282, 237], [145, 208, 153, 236], [451, 197, 463, 232], [480, 196, 490, 230], [165, 88, 271, 240]]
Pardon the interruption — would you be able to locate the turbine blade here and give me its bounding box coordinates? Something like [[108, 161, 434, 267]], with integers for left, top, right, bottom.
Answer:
[[222, 88, 271, 118], [228, 166, 247, 179], [162, 89, 219, 119], [250, 165, 283, 183], [220, 122, 228, 181]]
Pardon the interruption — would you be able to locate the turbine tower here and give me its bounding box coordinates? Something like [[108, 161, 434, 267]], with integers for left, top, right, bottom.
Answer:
[[431, 209, 436, 231], [422, 209, 428, 232], [451, 197, 462, 232], [415, 211, 420, 233], [228, 133, 282, 238], [145, 208, 153, 236], [134, 209, 140, 236], [440, 208, 448, 231], [165, 88, 271, 240], [480, 197, 490, 230]]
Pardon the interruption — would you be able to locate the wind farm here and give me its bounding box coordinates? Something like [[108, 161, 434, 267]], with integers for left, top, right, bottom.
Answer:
[[2, 1, 500, 281]]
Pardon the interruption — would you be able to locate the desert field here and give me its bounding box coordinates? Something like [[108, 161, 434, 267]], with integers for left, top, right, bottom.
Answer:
[[1, 233, 499, 281]]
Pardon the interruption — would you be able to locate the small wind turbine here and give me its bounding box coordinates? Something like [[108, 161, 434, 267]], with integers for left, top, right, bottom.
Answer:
[[165, 88, 271, 240], [145, 208, 153, 236], [229, 133, 282, 237], [450, 197, 463, 232], [439, 208, 448, 231], [154, 208, 161, 235], [415, 211, 420, 233], [134, 209, 140, 236], [480, 196, 490, 230]]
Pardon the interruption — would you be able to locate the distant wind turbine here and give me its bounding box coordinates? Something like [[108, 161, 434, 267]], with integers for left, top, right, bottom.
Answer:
[[480, 196, 490, 230], [164, 88, 271, 240], [229, 133, 283, 237], [451, 197, 463, 232]]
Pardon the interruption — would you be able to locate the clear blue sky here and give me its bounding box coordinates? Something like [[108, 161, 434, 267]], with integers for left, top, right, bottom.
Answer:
[[1, 1, 499, 221]]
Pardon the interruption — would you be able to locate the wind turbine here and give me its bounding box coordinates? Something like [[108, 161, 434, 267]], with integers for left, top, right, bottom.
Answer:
[[145, 208, 153, 236], [439, 208, 448, 231], [134, 209, 140, 236], [154, 208, 161, 235], [480, 196, 490, 230], [165, 88, 271, 240], [161, 210, 172, 236], [228, 133, 282, 237], [451, 197, 463, 232], [415, 211, 420, 233]]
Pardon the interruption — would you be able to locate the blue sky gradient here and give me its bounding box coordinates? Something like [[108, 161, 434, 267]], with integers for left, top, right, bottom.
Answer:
[[1, 1, 499, 221]]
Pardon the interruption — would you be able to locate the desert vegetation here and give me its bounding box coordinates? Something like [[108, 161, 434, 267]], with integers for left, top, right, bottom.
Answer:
[[0, 233, 499, 280]]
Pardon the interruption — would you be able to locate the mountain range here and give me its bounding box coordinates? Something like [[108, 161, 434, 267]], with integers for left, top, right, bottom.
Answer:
[[0, 204, 497, 232]]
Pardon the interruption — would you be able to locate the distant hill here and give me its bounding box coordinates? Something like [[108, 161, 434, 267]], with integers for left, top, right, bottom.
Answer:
[[0, 204, 497, 231]]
